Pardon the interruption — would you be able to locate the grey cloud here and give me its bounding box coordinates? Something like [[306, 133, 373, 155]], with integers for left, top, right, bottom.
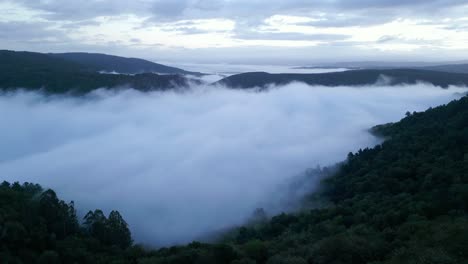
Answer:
[[144, 43, 451, 65], [234, 31, 350, 41], [160, 25, 230, 35], [164, 27, 213, 34], [376, 35, 443, 47], [130, 38, 142, 43], [15, 0, 468, 22], [333, 0, 466, 9], [0, 21, 70, 43], [296, 12, 396, 28], [442, 24, 468, 31], [377, 35, 400, 43], [14, 0, 152, 20], [3, 0, 468, 64], [150, 0, 190, 19], [58, 20, 102, 30]]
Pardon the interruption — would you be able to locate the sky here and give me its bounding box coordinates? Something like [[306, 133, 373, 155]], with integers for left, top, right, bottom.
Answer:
[[1, 0, 468, 65]]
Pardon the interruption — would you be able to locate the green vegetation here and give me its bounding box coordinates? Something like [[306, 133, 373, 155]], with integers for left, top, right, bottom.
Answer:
[[1, 95, 467, 263], [0, 50, 196, 94], [49, 52, 195, 75], [0, 182, 133, 263], [420, 63, 468, 74], [217, 69, 468, 88]]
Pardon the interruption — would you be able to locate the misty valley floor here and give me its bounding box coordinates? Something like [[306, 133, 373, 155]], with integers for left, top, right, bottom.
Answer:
[[0, 81, 468, 264], [1, 83, 466, 246], [1, 89, 468, 263]]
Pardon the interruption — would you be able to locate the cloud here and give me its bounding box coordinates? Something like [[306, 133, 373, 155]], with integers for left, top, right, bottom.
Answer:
[[234, 30, 349, 41], [0, 83, 466, 246], [1, 0, 468, 63], [11, 0, 151, 20], [0, 21, 69, 43], [13, 0, 468, 21]]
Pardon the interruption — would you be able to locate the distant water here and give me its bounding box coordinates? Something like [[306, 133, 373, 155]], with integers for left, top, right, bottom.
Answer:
[[165, 62, 349, 82], [94, 62, 349, 83]]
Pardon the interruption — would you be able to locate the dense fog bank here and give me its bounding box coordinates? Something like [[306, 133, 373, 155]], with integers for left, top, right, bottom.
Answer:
[[0, 83, 466, 246]]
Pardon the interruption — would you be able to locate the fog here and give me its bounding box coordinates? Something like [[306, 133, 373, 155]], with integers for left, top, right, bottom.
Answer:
[[167, 62, 350, 74], [0, 83, 466, 246], [169, 62, 350, 82]]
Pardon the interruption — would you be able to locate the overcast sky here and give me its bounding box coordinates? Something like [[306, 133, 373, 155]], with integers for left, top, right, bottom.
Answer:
[[1, 0, 468, 64]]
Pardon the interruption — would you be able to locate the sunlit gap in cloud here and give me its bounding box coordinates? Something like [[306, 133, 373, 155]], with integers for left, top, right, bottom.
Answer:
[[0, 83, 466, 246]]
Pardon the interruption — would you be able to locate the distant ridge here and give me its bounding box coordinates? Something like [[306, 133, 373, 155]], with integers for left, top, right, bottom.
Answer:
[[3, 50, 468, 94], [215, 69, 468, 89], [50, 52, 197, 75], [0, 50, 198, 94], [418, 64, 468, 74], [297, 61, 468, 74]]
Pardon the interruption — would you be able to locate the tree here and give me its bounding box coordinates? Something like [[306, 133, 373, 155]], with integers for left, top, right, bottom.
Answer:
[[83, 209, 108, 243], [107, 210, 132, 249]]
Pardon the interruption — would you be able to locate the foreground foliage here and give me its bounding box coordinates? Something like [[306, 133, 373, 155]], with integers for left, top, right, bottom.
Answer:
[[1, 95, 467, 263], [0, 183, 133, 263]]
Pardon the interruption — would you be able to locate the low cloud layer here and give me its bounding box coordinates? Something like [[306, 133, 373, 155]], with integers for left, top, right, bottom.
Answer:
[[0, 83, 466, 246]]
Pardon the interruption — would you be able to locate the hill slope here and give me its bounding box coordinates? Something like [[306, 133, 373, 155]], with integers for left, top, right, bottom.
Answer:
[[140, 95, 468, 263], [0, 182, 134, 263], [419, 63, 468, 74], [0, 50, 196, 94], [216, 69, 468, 88], [50, 52, 195, 75]]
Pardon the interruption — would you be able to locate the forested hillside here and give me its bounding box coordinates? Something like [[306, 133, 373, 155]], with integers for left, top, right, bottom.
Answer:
[[0, 182, 133, 263], [137, 95, 468, 263], [217, 69, 468, 89], [0, 50, 196, 94], [1, 95, 467, 263], [50, 53, 194, 75], [419, 64, 468, 74]]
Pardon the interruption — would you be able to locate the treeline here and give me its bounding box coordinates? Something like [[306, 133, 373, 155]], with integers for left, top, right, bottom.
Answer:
[[220, 95, 468, 263], [0, 182, 134, 263], [0, 50, 196, 94], [1, 95, 467, 263], [216, 69, 468, 89], [145, 95, 468, 263], [49, 53, 193, 75]]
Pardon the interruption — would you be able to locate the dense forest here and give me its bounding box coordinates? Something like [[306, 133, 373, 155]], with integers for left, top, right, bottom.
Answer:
[[49, 53, 195, 75], [0, 183, 133, 263], [5, 50, 468, 95], [1, 95, 467, 263], [0, 50, 198, 94], [419, 63, 468, 74], [216, 69, 468, 89]]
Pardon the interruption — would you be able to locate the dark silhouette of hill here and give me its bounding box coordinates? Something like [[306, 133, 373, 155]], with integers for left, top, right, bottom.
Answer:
[[419, 64, 468, 74], [0, 50, 197, 94], [50, 52, 197, 75], [216, 69, 468, 88], [297, 61, 468, 74]]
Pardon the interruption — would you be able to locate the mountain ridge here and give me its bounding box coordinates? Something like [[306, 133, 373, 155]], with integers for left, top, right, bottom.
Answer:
[[215, 69, 468, 88], [49, 52, 198, 75], [0, 50, 199, 93]]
